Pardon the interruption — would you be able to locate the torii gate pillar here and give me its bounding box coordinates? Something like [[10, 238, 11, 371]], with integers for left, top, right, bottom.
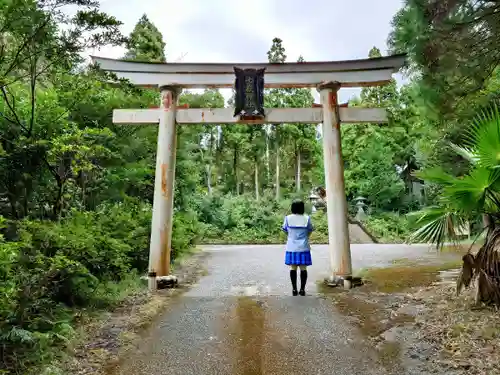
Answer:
[[318, 81, 352, 289], [148, 86, 179, 290]]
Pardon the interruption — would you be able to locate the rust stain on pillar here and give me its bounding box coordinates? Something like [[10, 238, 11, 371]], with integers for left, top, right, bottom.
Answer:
[[338, 254, 348, 276], [161, 163, 168, 196], [159, 229, 169, 276], [328, 90, 342, 130], [162, 91, 172, 110], [328, 91, 337, 110]]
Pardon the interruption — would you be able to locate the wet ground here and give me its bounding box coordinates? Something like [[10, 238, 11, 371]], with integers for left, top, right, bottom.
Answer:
[[110, 244, 462, 375]]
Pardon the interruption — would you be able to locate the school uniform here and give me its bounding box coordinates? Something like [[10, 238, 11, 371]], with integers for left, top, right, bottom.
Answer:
[[282, 214, 313, 266]]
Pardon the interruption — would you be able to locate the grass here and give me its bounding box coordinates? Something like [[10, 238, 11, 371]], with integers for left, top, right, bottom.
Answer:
[[91, 273, 146, 308], [171, 246, 201, 271]]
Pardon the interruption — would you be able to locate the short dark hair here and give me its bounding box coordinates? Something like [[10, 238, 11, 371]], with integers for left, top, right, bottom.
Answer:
[[291, 200, 305, 215]]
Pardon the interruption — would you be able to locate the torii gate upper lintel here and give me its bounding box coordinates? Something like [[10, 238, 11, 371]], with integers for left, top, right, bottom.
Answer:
[[91, 54, 406, 291]]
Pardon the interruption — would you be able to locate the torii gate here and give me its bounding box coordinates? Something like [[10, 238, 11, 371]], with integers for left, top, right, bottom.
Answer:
[[91, 54, 406, 290]]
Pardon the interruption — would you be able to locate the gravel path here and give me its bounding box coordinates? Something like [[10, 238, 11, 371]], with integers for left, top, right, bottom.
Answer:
[[111, 244, 454, 375]]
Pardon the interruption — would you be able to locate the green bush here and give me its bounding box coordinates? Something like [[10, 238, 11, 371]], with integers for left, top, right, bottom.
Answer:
[[309, 212, 329, 243], [199, 193, 330, 244], [93, 199, 152, 271], [198, 194, 411, 245], [0, 219, 79, 372], [0, 199, 200, 374], [172, 209, 203, 261], [364, 212, 411, 243]]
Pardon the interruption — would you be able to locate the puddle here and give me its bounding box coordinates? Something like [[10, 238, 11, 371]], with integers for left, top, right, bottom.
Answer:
[[326, 290, 413, 336], [234, 297, 265, 375], [365, 266, 438, 292], [442, 243, 481, 254], [318, 259, 464, 373], [360, 261, 461, 293], [224, 296, 266, 375], [318, 287, 413, 372], [318, 258, 462, 297]]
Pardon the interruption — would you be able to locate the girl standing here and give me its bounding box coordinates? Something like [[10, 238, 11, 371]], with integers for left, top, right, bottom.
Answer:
[[282, 200, 314, 296]]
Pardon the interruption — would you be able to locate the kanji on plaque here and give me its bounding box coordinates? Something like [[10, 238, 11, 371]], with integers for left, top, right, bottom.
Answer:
[[233, 67, 265, 118]]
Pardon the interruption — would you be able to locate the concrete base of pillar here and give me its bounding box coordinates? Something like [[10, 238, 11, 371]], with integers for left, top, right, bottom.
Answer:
[[148, 276, 157, 292], [324, 275, 363, 289], [343, 279, 352, 290], [157, 275, 178, 289], [141, 274, 179, 290]]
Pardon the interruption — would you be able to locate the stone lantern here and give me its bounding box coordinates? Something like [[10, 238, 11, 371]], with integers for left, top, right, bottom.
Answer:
[[354, 196, 368, 222], [309, 192, 320, 213]]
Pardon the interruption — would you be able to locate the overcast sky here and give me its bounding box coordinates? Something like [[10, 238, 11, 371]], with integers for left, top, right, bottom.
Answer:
[[93, 0, 405, 102]]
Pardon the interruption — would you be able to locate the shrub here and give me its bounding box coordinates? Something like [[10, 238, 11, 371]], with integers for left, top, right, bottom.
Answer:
[[198, 193, 330, 244], [93, 199, 152, 271], [364, 212, 411, 243], [0, 199, 199, 373], [1, 220, 85, 372], [172, 209, 202, 261]]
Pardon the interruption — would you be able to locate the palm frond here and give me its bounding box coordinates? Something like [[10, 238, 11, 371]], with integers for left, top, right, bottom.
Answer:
[[449, 143, 478, 164], [414, 167, 456, 186], [413, 103, 500, 305], [486, 169, 500, 212], [408, 206, 467, 249], [444, 168, 491, 213], [463, 103, 500, 169]]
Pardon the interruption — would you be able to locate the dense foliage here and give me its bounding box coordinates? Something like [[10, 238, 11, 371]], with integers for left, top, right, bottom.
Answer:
[[390, 0, 500, 305], [1, 0, 500, 371], [411, 105, 500, 305], [389, 0, 500, 174]]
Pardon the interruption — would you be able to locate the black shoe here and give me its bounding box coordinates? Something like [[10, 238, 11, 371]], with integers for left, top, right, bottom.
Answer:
[[292, 289, 298, 296], [299, 289, 305, 296]]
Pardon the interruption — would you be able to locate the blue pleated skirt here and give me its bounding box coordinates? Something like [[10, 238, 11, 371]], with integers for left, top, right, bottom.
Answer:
[[285, 251, 312, 266]]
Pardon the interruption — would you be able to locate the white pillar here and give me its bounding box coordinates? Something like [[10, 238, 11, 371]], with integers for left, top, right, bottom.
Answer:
[[148, 86, 179, 290], [318, 81, 352, 289]]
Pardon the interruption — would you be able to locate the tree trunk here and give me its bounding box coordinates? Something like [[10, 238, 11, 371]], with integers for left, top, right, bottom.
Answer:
[[215, 127, 223, 188], [275, 147, 280, 201], [53, 176, 65, 219], [234, 146, 240, 195], [81, 172, 85, 205], [296, 148, 301, 193], [254, 157, 260, 201], [206, 164, 212, 196], [483, 214, 493, 229], [460, 224, 500, 306], [208, 127, 214, 192], [265, 128, 270, 187], [23, 178, 31, 217], [7, 192, 18, 219]]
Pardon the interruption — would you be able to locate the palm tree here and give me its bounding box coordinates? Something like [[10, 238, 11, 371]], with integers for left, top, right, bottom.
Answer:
[[410, 104, 500, 305]]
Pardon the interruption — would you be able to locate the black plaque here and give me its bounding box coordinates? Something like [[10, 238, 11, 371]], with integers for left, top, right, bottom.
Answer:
[[233, 67, 265, 118]]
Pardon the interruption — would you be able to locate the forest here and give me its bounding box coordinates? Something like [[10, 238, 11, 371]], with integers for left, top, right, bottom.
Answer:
[[1, 0, 500, 373]]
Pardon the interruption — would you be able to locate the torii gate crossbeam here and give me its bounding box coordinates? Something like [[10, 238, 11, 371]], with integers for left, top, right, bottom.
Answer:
[[92, 54, 406, 290]]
